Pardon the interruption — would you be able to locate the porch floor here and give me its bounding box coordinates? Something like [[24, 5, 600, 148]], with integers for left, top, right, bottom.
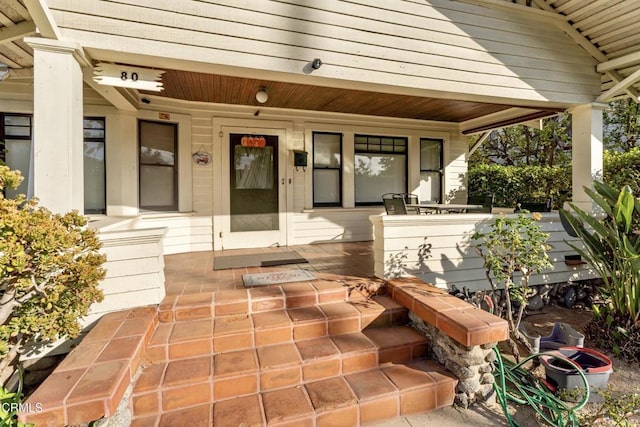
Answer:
[[164, 241, 375, 295]]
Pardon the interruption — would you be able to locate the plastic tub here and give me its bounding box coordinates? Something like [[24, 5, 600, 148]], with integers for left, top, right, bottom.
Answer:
[[540, 346, 613, 402]]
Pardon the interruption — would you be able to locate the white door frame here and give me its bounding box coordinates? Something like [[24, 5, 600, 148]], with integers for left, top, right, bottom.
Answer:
[[212, 118, 294, 250]]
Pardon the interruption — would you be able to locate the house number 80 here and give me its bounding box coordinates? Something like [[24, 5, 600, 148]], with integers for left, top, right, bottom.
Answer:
[[120, 71, 139, 81]]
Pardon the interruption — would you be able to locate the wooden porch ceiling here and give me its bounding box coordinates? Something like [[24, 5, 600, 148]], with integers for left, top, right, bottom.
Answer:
[[145, 70, 560, 123]]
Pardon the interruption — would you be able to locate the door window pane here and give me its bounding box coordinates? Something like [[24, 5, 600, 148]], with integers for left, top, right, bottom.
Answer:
[[230, 134, 278, 232], [313, 132, 342, 207], [139, 120, 177, 210], [4, 140, 31, 199]]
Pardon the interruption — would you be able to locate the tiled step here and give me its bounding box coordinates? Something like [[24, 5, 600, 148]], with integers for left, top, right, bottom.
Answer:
[[131, 359, 457, 426], [137, 325, 426, 403], [158, 279, 355, 323], [147, 297, 409, 362]]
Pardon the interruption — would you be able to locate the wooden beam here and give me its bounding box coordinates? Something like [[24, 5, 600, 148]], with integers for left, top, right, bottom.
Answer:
[[22, 0, 60, 39], [82, 67, 138, 112], [597, 68, 640, 102], [0, 20, 36, 43], [0, 0, 31, 20], [608, 70, 640, 103], [597, 51, 640, 73], [468, 132, 489, 156]]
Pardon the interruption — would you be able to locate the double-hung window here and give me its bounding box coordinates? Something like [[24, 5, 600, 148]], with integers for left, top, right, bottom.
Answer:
[[354, 135, 407, 205], [0, 114, 31, 199], [83, 118, 106, 214], [139, 120, 178, 211], [312, 132, 342, 207], [419, 138, 443, 203]]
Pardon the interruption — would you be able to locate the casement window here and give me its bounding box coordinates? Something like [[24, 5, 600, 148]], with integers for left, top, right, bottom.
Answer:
[[139, 120, 178, 211], [312, 132, 342, 207], [83, 118, 106, 214], [419, 138, 443, 203], [354, 134, 407, 206]]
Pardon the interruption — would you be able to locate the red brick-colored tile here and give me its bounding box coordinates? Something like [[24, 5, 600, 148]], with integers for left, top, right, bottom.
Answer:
[[342, 351, 378, 374], [145, 345, 167, 363], [20, 406, 65, 427], [162, 382, 211, 411], [169, 319, 212, 343], [214, 349, 257, 376], [66, 360, 129, 405], [379, 345, 412, 364], [176, 292, 213, 307], [398, 387, 437, 414], [286, 294, 318, 308], [213, 331, 254, 352], [134, 363, 166, 393], [168, 338, 212, 360], [213, 395, 264, 426], [214, 374, 258, 400], [359, 395, 399, 424], [163, 356, 211, 387], [55, 340, 107, 372], [346, 369, 398, 400], [382, 364, 436, 391], [262, 387, 314, 425], [261, 366, 301, 390], [293, 321, 327, 340], [115, 316, 154, 338], [302, 358, 341, 382], [250, 286, 285, 312], [215, 289, 248, 315], [255, 326, 292, 346], [316, 405, 358, 427], [131, 415, 158, 427], [26, 368, 84, 410], [175, 305, 212, 321], [148, 323, 172, 347], [257, 343, 301, 369], [318, 289, 347, 304], [331, 333, 376, 354], [363, 326, 427, 349], [296, 337, 339, 361], [96, 336, 142, 363], [83, 320, 122, 343], [66, 399, 106, 426], [409, 360, 458, 408], [132, 392, 159, 417], [305, 377, 356, 413], [158, 404, 211, 427]]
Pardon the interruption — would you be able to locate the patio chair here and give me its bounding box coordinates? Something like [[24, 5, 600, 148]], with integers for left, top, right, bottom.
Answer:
[[383, 197, 408, 215], [466, 194, 494, 213], [396, 193, 421, 214]]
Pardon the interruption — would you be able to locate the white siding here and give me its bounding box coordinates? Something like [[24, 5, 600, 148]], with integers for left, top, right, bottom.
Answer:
[[292, 207, 383, 244], [371, 212, 597, 291], [47, 0, 599, 104]]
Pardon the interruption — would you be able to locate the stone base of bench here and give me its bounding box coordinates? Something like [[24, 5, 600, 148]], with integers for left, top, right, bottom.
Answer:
[[385, 278, 508, 407]]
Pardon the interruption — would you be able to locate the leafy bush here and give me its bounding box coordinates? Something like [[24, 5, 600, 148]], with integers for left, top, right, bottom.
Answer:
[[560, 182, 640, 328], [472, 212, 553, 360], [0, 165, 105, 383], [604, 148, 640, 194], [468, 164, 571, 209]]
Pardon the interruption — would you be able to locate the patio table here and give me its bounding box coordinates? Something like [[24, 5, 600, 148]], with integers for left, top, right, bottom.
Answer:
[[406, 203, 483, 214]]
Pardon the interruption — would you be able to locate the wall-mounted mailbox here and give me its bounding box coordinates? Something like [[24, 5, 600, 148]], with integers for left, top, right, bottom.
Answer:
[[293, 150, 308, 170]]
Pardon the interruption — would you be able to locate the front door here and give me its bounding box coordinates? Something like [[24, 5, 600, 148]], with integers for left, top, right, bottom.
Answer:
[[220, 127, 286, 249]]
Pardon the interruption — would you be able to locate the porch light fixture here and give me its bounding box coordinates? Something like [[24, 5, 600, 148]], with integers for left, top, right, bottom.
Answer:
[[256, 88, 268, 104], [0, 63, 9, 82]]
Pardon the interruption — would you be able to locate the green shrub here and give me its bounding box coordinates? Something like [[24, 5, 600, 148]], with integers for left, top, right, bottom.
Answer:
[[468, 164, 571, 209], [0, 165, 105, 382], [604, 148, 640, 194]]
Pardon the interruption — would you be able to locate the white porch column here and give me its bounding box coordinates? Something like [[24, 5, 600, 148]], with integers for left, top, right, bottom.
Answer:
[[25, 38, 89, 214], [569, 103, 606, 211]]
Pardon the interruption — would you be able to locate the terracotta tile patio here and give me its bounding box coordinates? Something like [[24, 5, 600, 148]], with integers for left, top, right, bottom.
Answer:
[[22, 241, 510, 426]]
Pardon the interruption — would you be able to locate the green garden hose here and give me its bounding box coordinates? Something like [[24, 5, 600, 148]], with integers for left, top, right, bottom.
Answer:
[[492, 348, 590, 427]]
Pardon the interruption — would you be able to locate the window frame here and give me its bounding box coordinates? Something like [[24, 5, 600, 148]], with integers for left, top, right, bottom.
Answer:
[[83, 117, 106, 215], [419, 137, 444, 203], [312, 131, 343, 207], [354, 134, 408, 206], [138, 119, 179, 212]]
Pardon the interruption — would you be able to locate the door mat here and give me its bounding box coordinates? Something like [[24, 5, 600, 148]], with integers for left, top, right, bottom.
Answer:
[[242, 270, 316, 287], [213, 251, 308, 270]]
